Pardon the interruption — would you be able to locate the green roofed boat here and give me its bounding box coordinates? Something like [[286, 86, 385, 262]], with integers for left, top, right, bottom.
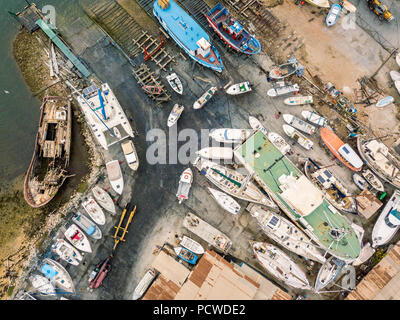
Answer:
[[233, 131, 362, 263]]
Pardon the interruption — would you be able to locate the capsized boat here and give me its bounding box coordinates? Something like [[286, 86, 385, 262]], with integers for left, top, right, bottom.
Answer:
[[174, 247, 198, 264], [208, 187, 241, 214], [193, 86, 218, 109], [376, 96, 394, 108], [314, 256, 345, 292], [371, 190, 400, 248], [106, 160, 124, 195], [52, 239, 83, 266], [121, 139, 139, 171], [179, 235, 205, 255], [252, 242, 311, 290], [64, 224, 92, 253], [267, 82, 299, 97], [24, 96, 72, 208], [269, 61, 298, 80], [305, 0, 330, 8], [176, 168, 193, 204], [301, 110, 327, 127], [267, 132, 292, 155], [226, 82, 252, 95], [320, 127, 363, 171], [92, 186, 116, 214], [167, 104, 184, 127], [249, 116, 267, 135], [166, 73, 183, 95], [209, 128, 253, 144], [362, 169, 384, 192], [353, 173, 369, 190], [30, 274, 55, 295], [72, 212, 102, 240], [132, 269, 158, 300], [283, 124, 313, 150], [326, 4, 342, 27], [40, 258, 75, 294], [82, 196, 106, 225], [283, 114, 316, 135], [206, 3, 261, 54], [196, 147, 233, 160], [284, 95, 313, 106], [247, 204, 326, 263]]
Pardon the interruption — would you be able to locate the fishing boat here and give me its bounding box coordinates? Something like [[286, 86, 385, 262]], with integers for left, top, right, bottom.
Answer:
[[206, 3, 261, 55], [77, 83, 134, 150], [284, 95, 313, 106], [353, 173, 369, 190], [142, 85, 162, 95], [30, 274, 55, 295], [283, 124, 313, 150], [153, 0, 223, 72], [193, 86, 218, 109], [64, 224, 92, 253], [82, 196, 106, 225], [166, 73, 183, 95], [226, 82, 252, 95], [52, 239, 83, 266], [176, 168, 193, 204], [72, 212, 102, 240], [376, 96, 394, 107], [209, 128, 253, 144], [326, 4, 342, 27], [208, 187, 241, 214], [121, 139, 139, 171], [283, 114, 316, 135], [362, 169, 384, 192], [92, 186, 116, 214], [247, 204, 326, 263], [24, 96, 72, 208], [194, 157, 277, 208], [252, 242, 312, 290], [174, 247, 198, 264], [132, 269, 158, 300], [372, 190, 400, 248], [167, 104, 184, 127], [40, 259, 75, 294], [249, 116, 267, 135], [267, 82, 299, 97], [106, 160, 124, 194], [196, 147, 233, 160], [305, 0, 330, 8], [179, 235, 205, 255], [314, 256, 345, 292], [269, 61, 298, 80], [320, 127, 363, 172], [267, 132, 292, 155], [301, 110, 327, 127], [304, 158, 358, 215]]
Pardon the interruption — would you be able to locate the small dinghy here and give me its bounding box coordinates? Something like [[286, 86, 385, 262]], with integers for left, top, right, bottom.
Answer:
[[132, 269, 158, 300], [249, 116, 267, 135], [142, 85, 162, 95], [52, 239, 83, 266], [284, 95, 313, 106], [209, 128, 253, 144], [179, 235, 205, 255], [226, 82, 252, 95], [267, 82, 299, 97], [82, 196, 106, 225], [166, 73, 183, 95], [353, 173, 370, 190], [174, 247, 198, 265], [283, 124, 313, 150], [113, 127, 121, 139], [64, 224, 92, 253], [362, 169, 384, 192], [40, 258, 75, 294], [196, 147, 233, 160], [376, 96, 394, 108], [106, 160, 124, 195], [283, 114, 316, 135], [314, 256, 345, 292], [269, 61, 298, 80], [193, 87, 218, 109], [167, 104, 184, 127], [176, 168, 193, 204], [92, 186, 115, 214], [326, 4, 341, 27], [121, 139, 139, 171], [268, 132, 292, 154], [31, 274, 56, 295], [208, 187, 241, 214], [301, 110, 327, 127], [72, 212, 102, 240]]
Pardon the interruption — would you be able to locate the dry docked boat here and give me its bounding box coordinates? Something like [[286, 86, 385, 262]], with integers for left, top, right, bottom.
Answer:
[[106, 160, 124, 194], [40, 259, 75, 294], [376, 96, 394, 108], [267, 82, 299, 97], [142, 85, 162, 95], [305, 0, 330, 8], [326, 4, 342, 27], [132, 268, 158, 300], [196, 147, 233, 160], [208, 187, 241, 214], [174, 247, 198, 264], [72, 212, 102, 240], [24, 96, 72, 208], [314, 256, 345, 292], [209, 128, 253, 144], [362, 169, 384, 192], [267, 132, 292, 155], [176, 168, 193, 204], [64, 224, 92, 253], [30, 274, 56, 295], [247, 204, 326, 263], [353, 173, 369, 190], [284, 95, 313, 106], [166, 73, 183, 95], [304, 159, 358, 215], [283, 114, 316, 135], [193, 86, 218, 109], [342, 0, 357, 13], [167, 104, 184, 127], [92, 186, 115, 214], [252, 242, 312, 290], [389, 70, 400, 81], [82, 196, 106, 225], [121, 139, 139, 171], [301, 110, 327, 127], [179, 235, 205, 255], [194, 157, 277, 207], [283, 124, 313, 150], [249, 116, 267, 135], [226, 82, 252, 95], [52, 239, 83, 266], [269, 61, 298, 80]]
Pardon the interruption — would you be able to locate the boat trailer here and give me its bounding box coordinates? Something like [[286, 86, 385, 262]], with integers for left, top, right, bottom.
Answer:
[[112, 203, 137, 252]]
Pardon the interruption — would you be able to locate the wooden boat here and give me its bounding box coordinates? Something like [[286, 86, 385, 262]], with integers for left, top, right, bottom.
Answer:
[[304, 158, 358, 214], [283, 124, 313, 150], [362, 169, 384, 192], [40, 258, 75, 294], [252, 242, 312, 290], [176, 168, 193, 204], [30, 274, 55, 295], [326, 4, 342, 27], [167, 104, 184, 127], [249, 116, 267, 135], [174, 247, 198, 264], [226, 82, 252, 95], [283, 114, 316, 135], [72, 212, 102, 240], [314, 256, 345, 292], [142, 85, 162, 95], [166, 73, 183, 95], [196, 147, 233, 160], [64, 224, 92, 253], [209, 128, 253, 144], [193, 87, 218, 109], [208, 187, 241, 214], [82, 196, 106, 225], [305, 0, 330, 8], [284, 95, 313, 106], [92, 186, 116, 214], [52, 239, 83, 266], [353, 173, 369, 190], [179, 235, 205, 255], [121, 139, 139, 171], [376, 96, 394, 107], [269, 61, 298, 80], [301, 110, 327, 127], [267, 82, 299, 97], [24, 96, 72, 208], [320, 127, 363, 171], [106, 160, 124, 194], [132, 269, 158, 300], [267, 132, 292, 155]]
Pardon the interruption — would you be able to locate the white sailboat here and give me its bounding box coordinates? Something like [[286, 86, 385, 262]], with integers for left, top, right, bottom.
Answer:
[[284, 95, 313, 106], [301, 110, 327, 127], [208, 187, 241, 214], [166, 73, 183, 95], [40, 258, 75, 294], [179, 235, 205, 255], [167, 104, 184, 127], [72, 212, 102, 240], [283, 124, 313, 150], [92, 186, 116, 214], [64, 224, 92, 253], [106, 160, 124, 195], [82, 196, 106, 225], [209, 128, 253, 144], [314, 256, 345, 292], [362, 169, 384, 192], [196, 147, 233, 160], [248, 116, 267, 135], [283, 114, 316, 135], [226, 81, 252, 95], [52, 239, 83, 266], [121, 139, 139, 171], [132, 269, 158, 300], [30, 274, 56, 295], [267, 132, 292, 155]]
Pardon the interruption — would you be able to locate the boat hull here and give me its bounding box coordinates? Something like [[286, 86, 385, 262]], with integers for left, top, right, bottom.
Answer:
[[92, 186, 116, 214]]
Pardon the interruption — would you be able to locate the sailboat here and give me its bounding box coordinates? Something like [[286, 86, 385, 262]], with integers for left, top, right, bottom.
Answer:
[[30, 274, 56, 295], [314, 256, 345, 292], [40, 259, 75, 294]]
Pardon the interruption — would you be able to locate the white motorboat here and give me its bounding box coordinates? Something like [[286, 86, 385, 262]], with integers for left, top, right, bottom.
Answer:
[[166, 73, 183, 95], [269, 61, 298, 80], [64, 224, 92, 253], [179, 235, 205, 255], [248, 116, 267, 135], [167, 104, 184, 127], [353, 173, 369, 190], [314, 256, 345, 292], [283, 124, 313, 150], [132, 268, 158, 300], [52, 239, 83, 266], [40, 258, 75, 294], [267, 82, 299, 97], [208, 187, 241, 214], [121, 139, 139, 171], [267, 132, 292, 155], [176, 168, 193, 204], [283, 114, 316, 135], [301, 110, 327, 127], [30, 274, 55, 295], [92, 186, 116, 214], [72, 212, 102, 240], [226, 81, 252, 95], [196, 147, 233, 160], [209, 128, 253, 144], [82, 196, 106, 225], [362, 169, 384, 192], [284, 95, 313, 106], [106, 160, 124, 195], [193, 87, 218, 109]]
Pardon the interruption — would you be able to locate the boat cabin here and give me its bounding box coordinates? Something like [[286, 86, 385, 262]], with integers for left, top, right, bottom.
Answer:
[[196, 37, 212, 59], [385, 208, 400, 228]]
